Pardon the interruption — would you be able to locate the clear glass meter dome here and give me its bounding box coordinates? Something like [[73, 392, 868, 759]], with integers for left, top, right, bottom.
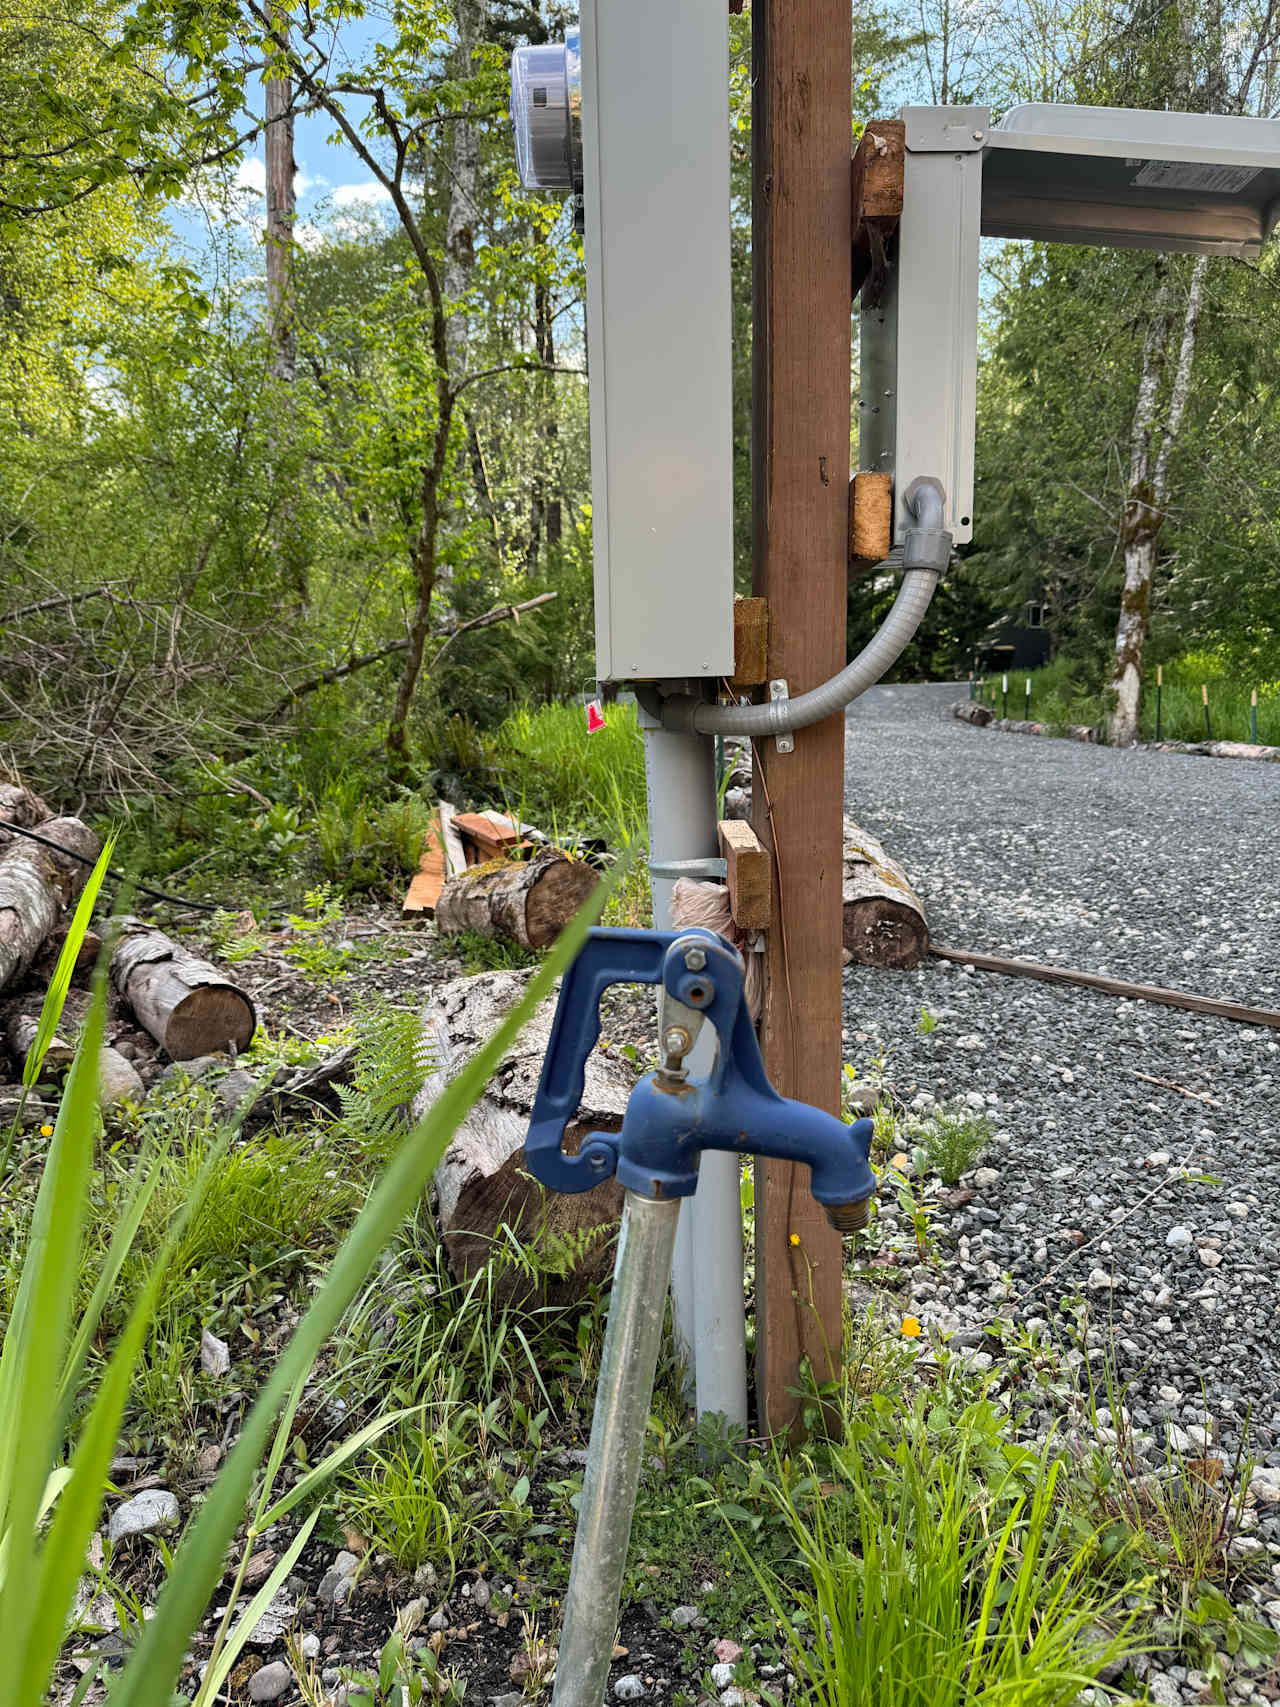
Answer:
[[510, 28, 582, 193]]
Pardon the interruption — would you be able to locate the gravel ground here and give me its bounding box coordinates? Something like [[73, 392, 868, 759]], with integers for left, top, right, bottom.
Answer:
[[842, 683, 1280, 1479]]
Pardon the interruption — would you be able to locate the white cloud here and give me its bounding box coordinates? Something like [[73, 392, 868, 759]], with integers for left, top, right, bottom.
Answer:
[[294, 168, 328, 197], [332, 181, 392, 208], [235, 155, 266, 196]]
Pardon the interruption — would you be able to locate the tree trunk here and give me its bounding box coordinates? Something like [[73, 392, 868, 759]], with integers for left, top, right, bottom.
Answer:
[[842, 817, 928, 969], [110, 918, 256, 1060], [415, 969, 628, 1296], [0, 817, 101, 993], [1108, 257, 1207, 747], [265, 47, 296, 385], [435, 848, 599, 950]]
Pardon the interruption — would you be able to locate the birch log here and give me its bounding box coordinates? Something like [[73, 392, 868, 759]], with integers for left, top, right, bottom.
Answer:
[[110, 918, 255, 1059], [415, 970, 630, 1297], [435, 848, 599, 950], [0, 784, 53, 846], [842, 816, 928, 970], [6, 1009, 76, 1075], [0, 816, 101, 992]]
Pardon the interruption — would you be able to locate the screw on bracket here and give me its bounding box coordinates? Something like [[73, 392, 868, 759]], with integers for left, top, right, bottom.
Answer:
[[769, 679, 795, 755]]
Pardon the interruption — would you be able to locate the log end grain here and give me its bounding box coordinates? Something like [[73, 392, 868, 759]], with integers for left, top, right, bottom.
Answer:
[[841, 897, 929, 970], [523, 855, 600, 948], [164, 984, 256, 1060]]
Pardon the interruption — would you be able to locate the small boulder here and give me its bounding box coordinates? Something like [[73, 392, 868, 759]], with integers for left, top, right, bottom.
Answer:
[[248, 1660, 292, 1702], [108, 1489, 180, 1544]]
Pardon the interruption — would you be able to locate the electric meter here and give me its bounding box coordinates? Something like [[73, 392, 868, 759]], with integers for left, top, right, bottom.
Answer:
[[510, 30, 582, 194]]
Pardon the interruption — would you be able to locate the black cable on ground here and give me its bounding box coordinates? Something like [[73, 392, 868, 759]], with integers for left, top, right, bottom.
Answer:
[[0, 819, 221, 913]]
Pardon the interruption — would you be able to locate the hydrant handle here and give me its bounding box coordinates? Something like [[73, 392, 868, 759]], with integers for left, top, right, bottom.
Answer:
[[525, 927, 726, 1194]]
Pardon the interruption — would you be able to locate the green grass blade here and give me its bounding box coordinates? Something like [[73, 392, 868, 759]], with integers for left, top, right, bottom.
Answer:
[[0, 974, 105, 1653], [255, 1406, 417, 1533], [14, 1122, 234, 1702], [108, 860, 619, 1706], [56, 1134, 166, 1415], [193, 1508, 320, 1707], [21, 840, 115, 1091]]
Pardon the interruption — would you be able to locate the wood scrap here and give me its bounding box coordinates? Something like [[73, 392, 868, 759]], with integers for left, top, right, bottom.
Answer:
[[110, 917, 256, 1059], [850, 119, 904, 305], [435, 846, 599, 951], [453, 811, 528, 864], [415, 970, 629, 1297], [929, 942, 1280, 1031], [717, 819, 772, 931], [0, 816, 102, 993], [842, 816, 929, 969]]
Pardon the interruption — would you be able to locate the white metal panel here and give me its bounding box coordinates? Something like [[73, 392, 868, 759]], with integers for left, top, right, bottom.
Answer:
[[579, 0, 735, 681], [859, 137, 981, 546]]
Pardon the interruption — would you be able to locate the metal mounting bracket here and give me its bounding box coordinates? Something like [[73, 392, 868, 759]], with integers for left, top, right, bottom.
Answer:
[[769, 679, 794, 754], [647, 856, 728, 882]]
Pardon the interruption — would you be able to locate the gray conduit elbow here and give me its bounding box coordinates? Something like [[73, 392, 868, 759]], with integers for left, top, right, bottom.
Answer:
[[636, 477, 952, 739]]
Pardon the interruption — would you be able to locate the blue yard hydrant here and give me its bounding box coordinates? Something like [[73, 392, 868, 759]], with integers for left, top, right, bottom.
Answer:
[[525, 927, 875, 1707]]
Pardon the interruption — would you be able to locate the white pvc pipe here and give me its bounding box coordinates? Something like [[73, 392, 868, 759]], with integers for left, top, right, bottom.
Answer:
[[639, 706, 748, 1429]]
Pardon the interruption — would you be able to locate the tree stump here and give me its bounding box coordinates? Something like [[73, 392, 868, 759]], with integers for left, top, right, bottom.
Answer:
[[435, 847, 599, 950], [110, 918, 256, 1060], [0, 816, 102, 993], [842, 816, 929, 970], [414, 969, 631, 1298]]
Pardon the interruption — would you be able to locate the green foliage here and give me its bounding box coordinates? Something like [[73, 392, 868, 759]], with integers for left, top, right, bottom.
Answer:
[[919, 1105, 994, 1186], [1015, 651, 1280, 744], [735, 1387, 1143, 1707]]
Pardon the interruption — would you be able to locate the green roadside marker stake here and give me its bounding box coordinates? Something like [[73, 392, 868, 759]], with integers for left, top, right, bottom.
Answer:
[[1001, 674, 1008, 718], [1155, 663, 1162, 742], [1202, 681, 1211, 741], [1251, 687, 1258, 744]]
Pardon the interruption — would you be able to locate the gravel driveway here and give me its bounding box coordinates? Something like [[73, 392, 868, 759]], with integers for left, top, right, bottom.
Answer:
[[841, 683, 1280, 1472]]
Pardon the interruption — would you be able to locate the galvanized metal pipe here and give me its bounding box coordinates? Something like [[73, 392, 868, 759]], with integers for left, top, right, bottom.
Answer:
[[639, 708, 748, 1428], [552, 1192, 682, 1707]]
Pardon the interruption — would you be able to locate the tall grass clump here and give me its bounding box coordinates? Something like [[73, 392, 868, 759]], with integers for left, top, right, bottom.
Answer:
[[737, 1386, 1142, 1707], [494, 701, 647, 846], [1012, 651, 1279, 744]]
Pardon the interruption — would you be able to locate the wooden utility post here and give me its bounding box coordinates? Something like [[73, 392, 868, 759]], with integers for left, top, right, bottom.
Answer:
[[750, 0, 852, 1435]]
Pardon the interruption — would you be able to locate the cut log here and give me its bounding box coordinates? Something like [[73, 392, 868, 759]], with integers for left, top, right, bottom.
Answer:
[[110, 918, 256, 1060], [0, 783, 53, 848], [842, 816, 929, 970], [0, 816, 102, 993], [414, 970, 630, 1296], [951, 700, 994, 726], [435, 847, 599, 951], [7, 1009, 75, 1076]]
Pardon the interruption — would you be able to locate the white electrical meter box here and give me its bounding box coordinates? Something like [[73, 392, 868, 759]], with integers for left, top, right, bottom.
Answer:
[[580, 0, 734, 680], [512, 3, 735, 681], [860, 103, 1280, 548]]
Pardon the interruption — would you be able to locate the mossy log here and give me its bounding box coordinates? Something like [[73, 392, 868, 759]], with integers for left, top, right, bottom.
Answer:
[[435, 847, 599, 950], [415, 969, 630, 1298], [842, 816, 928, 970]]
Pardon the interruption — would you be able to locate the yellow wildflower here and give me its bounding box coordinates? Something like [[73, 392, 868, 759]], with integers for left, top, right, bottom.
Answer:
[[40, 1124, 53, 1137], [788, 1232, 800, 1247], [901, 1316, 922, 1339]]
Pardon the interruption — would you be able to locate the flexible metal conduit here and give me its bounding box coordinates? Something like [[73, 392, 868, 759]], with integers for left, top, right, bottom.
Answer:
[[637, 477, 952, 737]]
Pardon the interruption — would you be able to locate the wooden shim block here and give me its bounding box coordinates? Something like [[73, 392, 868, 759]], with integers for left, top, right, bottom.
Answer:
[[850, 119, 904, 303], [454, 810, 528, 866], [728, 597, 769, 688], [849, 472, 893, 565], [718, 819, 772, 931]]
